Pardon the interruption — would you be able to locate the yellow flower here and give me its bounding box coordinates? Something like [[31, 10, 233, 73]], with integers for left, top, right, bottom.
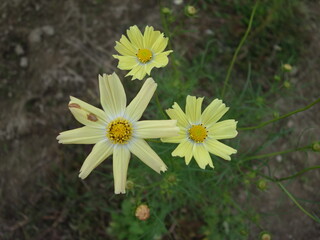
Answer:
[[57, 72, 179, 194], [113, 25, 173, 80], [161, 96, 238, 169]]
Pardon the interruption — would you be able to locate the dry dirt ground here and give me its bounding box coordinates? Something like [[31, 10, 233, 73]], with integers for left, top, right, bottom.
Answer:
[[0, 0, 319, 239], [0, 0, 162, 239]]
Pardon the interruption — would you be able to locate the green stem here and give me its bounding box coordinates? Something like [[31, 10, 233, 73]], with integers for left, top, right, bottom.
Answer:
[[227, 195, 263, 229], [239, 97, 320, 131], [276, 166, 320, 182], [278, 182, 320, 223], [243, 144, 311, 162], [257, 166, 320, 182], [154, 91, 167, 118], [221, 0, 259, 98], [160, 5, 180, 80]]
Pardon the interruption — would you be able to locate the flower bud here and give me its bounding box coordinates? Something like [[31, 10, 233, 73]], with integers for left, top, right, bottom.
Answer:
[[185, 5, 197, 16], [283, 63, 292, 72], [284, 80, 291, 88], [167, 173, 177, 184], [243, 179, 250, 186], [126, 180, 134, 190], [248, 172, 256, 179], [161, 7, 171, 14], [135, 204, 150, 221], [256, 97, 264, 106], [240, 229, 248, 236], [312, 142, 320, 152], [273, 111, 280, 118], [274, 75, 281, 81], [257, 179, 267, 191], [260, 232, 272, 240]]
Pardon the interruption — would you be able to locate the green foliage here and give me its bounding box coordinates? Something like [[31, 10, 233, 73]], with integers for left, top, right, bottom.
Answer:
[[105, 1, 320, 239], [16, 1, 319, 240]]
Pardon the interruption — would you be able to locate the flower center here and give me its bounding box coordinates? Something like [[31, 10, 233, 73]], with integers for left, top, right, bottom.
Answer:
[[188, 124, 207, 143], [107, 118, 133, 144], [136, 49, 153, 63]]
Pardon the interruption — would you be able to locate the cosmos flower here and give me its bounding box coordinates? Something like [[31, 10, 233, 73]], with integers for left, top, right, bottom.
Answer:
[[161, 96, 238, 169], [113, 25, 173, 80], [57, 72, 179, 194]]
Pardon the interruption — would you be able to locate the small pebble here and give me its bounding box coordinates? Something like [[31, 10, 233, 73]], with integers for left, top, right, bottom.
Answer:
[[20, 57, 28, 68], [42, 25, 55, 36], [276, 155, 282, 162], [15, 44, 24, 55], [173, 0, 183, 5], [29, 28, 42, 43], [205, 29, 214, 35], [287, 120, 294, 128], [274, 45, 282, 51]]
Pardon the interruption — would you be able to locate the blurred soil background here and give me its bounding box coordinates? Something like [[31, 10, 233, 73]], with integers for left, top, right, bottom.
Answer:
[[0, 0, 319, 239]]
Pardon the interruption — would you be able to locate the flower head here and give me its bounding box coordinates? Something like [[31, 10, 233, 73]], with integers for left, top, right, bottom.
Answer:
[[135, 204, 150, 221], [57, 73, 179, 194], [161, 96, 238, 169], [113, 25, 173, 80]]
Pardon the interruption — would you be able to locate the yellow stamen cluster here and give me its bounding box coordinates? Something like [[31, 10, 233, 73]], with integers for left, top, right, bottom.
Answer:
[[136, 49, 153, 63], [107, 118, 133, 144], [188, 124, 208, 143]]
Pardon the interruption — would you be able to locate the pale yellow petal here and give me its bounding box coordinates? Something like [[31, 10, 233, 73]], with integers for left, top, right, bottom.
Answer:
[[161, 50, 173, 56], [129, 138, 167, 173], [171, 139, 194, 165], [151, 33, 169, 53], [135, 120, 179, 139], [172, 139, 193, 157], [152, 51, 172, 68], [125, 78, 156, 121], [113, 146, 130, 194], [79, 140, 113, 179], [113, 55, 139, 70], [193, 144, 214, 169], [161, 130, 186, 143], [201, 99, 229, 127], [186, 95, 204, 124], [99, 72, 126, 117], [208, 120, 238, 140], [119, 34, 138, 51], [69, 96, 108, 128], [143, 63, 153, 75], [185, 148, 193, 165], [143, 26, 161, 49], [57, 126, 105, 144], [135, 65, 148, 80], [205, 139, 237, 161], [125, 64, 142, 77], [114, 42, 133, 56], [114, 35, 137, 56], [125, 65, 147, 80], [166, 102, 189, 128], [126, 25, 144, 49]]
